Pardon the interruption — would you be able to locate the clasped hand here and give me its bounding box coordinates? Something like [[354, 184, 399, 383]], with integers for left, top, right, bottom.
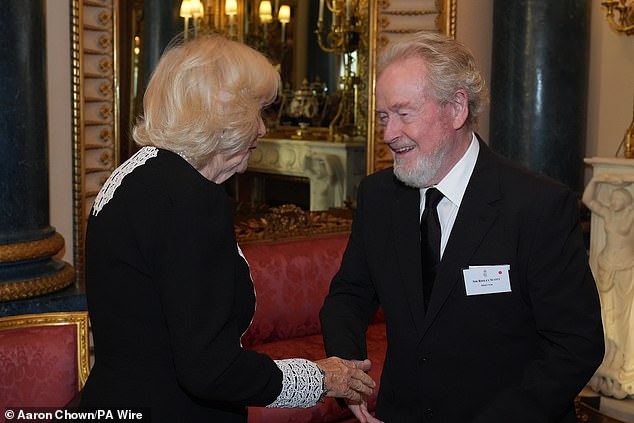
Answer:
[[314, 357, 375, 402]]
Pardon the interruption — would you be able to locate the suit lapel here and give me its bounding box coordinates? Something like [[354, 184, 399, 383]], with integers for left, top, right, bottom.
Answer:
[[420, 141, 503, 336], [391, 179, 427, 337]]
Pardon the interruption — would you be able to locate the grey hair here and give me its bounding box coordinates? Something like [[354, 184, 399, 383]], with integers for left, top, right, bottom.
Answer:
[[133, 34, 280, 169], [377, 31, 488, 127]]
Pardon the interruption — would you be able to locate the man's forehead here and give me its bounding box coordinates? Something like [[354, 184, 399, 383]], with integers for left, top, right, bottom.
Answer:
[[378, 56, 428, 77], [376, 81, 425, 111]]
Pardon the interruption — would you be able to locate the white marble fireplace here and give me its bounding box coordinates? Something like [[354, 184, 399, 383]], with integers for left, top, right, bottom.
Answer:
[[247, 137, 366, 211]]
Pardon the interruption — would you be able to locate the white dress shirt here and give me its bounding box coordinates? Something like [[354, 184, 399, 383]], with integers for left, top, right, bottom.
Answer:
[[420, 133, 479, 258]]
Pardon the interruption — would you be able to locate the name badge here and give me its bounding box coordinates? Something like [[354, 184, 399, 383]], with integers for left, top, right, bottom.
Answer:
[[462, 265, 511, 296]]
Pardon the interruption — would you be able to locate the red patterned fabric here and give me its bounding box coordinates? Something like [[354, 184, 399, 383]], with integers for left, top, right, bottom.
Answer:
[[239, 233, 387, 422], [0, 325, 79, 409], [240, 234, 350, 347], [247, 323, 387, 423]]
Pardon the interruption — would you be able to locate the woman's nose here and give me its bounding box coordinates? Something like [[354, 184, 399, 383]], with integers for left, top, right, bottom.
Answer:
[[257, 116, 266, 137]]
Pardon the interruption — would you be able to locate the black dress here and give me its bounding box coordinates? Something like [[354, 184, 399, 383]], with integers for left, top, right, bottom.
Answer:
[[80, 147, 282, 422]]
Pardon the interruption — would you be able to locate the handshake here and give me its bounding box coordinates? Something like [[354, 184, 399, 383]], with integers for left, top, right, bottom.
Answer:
[[315, 357, 383, 423]]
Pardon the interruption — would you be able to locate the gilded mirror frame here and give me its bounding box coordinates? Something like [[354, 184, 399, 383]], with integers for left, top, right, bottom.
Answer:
[[70, 0, 456, 284], [367, 0, 456, 173]]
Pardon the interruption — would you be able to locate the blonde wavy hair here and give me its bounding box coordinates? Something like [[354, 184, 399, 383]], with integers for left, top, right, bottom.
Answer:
[[133, 34, 280, 169], [377, 31, 488, 128]]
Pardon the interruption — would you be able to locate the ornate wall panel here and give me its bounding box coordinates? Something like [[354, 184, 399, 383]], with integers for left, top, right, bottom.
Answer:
[[71, 0, 119, 284]]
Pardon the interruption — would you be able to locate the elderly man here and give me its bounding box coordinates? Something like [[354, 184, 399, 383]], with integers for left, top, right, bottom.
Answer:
[[321, 31, 604, 423]]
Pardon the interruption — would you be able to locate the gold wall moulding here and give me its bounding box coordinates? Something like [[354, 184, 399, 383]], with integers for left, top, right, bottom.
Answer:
[[620, 116, 634, 158], [72, 0, 118, 286], [381, 9, 439, 16]]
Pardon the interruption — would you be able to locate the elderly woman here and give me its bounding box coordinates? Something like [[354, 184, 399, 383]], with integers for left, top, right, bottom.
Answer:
[[79, 34, 375, 422]]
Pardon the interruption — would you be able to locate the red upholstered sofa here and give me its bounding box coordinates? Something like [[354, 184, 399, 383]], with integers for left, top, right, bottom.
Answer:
[[0, 311, 91, 412], [240, 232, 387, 423]]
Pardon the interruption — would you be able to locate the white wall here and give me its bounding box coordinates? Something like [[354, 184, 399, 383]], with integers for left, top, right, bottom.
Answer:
[[46, 0, 634, 267], [587, 0, 634, 160], [47, 0, 73, 263]]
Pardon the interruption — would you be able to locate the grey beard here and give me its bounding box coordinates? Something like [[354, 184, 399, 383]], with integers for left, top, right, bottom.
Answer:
[[393, 147, 448, 188]]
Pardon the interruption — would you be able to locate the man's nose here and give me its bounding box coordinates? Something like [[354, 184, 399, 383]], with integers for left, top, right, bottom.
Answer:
[[383, 119, 401, 144]]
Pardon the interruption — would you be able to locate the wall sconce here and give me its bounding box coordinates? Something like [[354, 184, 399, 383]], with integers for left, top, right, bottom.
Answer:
[[180, 0, 205, 39], [601, 0, 633, 158], [601, 0, 634, 34], [278, 4, 291, 43], [225, 0, 239, 38], [259, 1, 273, 23], [180, 0, 242, 40], [245, 1, 293, 62]]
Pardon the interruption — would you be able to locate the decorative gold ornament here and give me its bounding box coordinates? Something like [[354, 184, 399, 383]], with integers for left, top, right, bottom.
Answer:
[[0, 263, 75, 302], [235, 204, 352, 242], [0, 233, 74, 301], [601, 0, 634, 35], [0, 233, 65, 263]]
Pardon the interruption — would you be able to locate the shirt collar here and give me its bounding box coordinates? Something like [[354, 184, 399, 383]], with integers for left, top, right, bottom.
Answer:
[[431, 133, 479, 208]]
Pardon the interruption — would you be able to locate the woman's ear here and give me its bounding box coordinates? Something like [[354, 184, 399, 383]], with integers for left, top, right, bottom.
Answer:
[[451, 89, 469, 130]]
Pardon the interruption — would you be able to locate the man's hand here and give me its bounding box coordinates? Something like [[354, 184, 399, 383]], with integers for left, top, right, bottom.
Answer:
[[348, 400, 384, 423]]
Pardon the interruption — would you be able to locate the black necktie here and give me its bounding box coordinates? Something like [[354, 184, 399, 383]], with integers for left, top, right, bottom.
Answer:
[[421, 187, 443, 312]]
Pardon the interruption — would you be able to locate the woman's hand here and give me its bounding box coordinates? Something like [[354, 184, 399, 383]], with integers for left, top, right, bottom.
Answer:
[[314, 357, 376, 402]]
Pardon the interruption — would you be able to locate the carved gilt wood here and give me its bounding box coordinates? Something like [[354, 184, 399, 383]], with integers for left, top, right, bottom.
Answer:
[[71, 0, 119, 284]]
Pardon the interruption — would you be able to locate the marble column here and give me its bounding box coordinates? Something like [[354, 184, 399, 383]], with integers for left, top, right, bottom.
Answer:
[[490, 0, 591, 194], [0, 1, 74, 301]]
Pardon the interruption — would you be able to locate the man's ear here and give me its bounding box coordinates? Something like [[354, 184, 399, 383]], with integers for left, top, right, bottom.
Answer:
[[451, 89, 469, 130]]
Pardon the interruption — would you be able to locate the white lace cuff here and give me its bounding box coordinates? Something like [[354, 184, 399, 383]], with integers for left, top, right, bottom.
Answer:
[[266, 358, 324, 408]]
